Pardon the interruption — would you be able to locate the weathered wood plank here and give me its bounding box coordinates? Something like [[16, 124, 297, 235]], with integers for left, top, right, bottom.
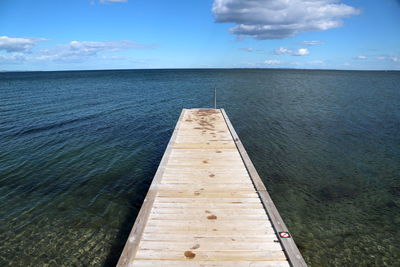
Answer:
[[134, 250, 287, 261], [132, 260, 290, 267], [138, 240, 283, 251], [149, 208, 267, 215], [153, 199, 261, 204], [155, 184, 256, 191], [148, 213, 269, 221], [140, 233, 279, 242], [141, 228, 276, 235], [156, 193, 259, 199], [145, 220, 273, 228], [155, 204, 265, 209]]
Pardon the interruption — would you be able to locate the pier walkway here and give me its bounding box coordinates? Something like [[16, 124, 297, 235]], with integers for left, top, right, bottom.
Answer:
[[118, 109, 306, 267]]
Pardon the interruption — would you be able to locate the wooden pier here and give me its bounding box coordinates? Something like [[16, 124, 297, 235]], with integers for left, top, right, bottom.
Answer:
[[117, 109, 306, 267]]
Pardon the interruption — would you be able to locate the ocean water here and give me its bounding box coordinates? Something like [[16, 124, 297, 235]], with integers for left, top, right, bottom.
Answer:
[[0, 69, 399, 266]]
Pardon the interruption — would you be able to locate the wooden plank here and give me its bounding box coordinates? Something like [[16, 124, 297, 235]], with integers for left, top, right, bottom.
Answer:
[[153, 198, 262, 203], [156, 185, 256, 190], [145, 220, 273, 228], [148, 216, 270, 222], [149, 208, 267, 215], [157, 183, 254, 189], [138, 240, 283, 251], [155, 184, 256, 190], [134, 250, 287, 261], [160, 181, 251, 185], [164, 168, 248, 173], [141, 230, 277, 237], [156, 192, 259, 199], [132, 260, 290, 267], [152, 203, 265, 209], [220, 108, 307, 267], [140, 233, 278, 242]]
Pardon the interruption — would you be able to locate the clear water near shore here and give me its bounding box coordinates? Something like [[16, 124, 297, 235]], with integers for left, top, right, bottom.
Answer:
[[1, 69, 399, 266]]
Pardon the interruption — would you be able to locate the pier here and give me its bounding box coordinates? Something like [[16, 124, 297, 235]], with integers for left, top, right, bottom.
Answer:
[[117, 108, 306, 266]]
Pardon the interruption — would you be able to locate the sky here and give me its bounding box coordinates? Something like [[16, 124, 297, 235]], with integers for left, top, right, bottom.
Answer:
[[0, 0, 399, 71]]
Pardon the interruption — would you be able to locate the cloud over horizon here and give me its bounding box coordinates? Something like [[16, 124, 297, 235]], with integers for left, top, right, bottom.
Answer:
[[38, 40, 155, 62], [100, 0, 128, 3], [0, 53, 26, 64], [299, 41, 326, 46], [239, 47, 254, 52], [264, 59, 281, 65], [212, 0, 360, 39], [355, 55, 367, 60], [0, 38, 155, 65], [0, 36, 47, 53], [274, 47, 310, 56], [67, 40, 152, 54]]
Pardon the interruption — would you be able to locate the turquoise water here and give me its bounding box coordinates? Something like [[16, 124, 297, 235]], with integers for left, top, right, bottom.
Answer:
[[1, 69, 399, 266]]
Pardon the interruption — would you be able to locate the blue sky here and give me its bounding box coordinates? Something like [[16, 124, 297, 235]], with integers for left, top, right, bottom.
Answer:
[[0, 0, 399, 71]]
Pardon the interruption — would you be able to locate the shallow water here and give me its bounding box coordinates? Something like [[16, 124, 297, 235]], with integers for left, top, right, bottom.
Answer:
[[1, 69, 399, 266]]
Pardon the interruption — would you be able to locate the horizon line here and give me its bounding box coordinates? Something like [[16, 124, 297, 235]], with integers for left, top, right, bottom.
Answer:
[[1, 67, 399, 73]]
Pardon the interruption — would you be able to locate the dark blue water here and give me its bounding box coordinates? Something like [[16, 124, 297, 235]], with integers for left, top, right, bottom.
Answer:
[[1, 69, 399, 266]]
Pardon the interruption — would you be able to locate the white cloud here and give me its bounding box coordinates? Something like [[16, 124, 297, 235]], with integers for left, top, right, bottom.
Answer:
[[355, 55, 367, 60], [264, 59, 281, 65], [66, 40, 151, 55], [392, 56, 400, 62], [241, 61, 257, 66], [0, 36, 46, 53], [299, 41, 326, 46], [0, 39, 155, 65], [274, 47, 291, 55], [375, 55, 400, 63], [212, 0, 360, 39], [274, 47, 309, 56], [100, 0, 128, 3], [294, 48, 309, 56], [240, 47, 253, 52], [37, 40, 155, 62], [309, 60, 324, 65], [0, 53, 26, 64]]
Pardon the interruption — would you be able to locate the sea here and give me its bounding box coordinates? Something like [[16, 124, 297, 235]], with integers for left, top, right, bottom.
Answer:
[[1, 69, 399, 266]]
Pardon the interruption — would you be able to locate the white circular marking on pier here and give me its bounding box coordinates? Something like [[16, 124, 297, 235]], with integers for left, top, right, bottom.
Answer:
[[279, 232, 291, 238]]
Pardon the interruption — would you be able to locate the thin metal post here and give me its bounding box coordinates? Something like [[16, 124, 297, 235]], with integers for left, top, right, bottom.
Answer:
[[214, 87, 217, 109]]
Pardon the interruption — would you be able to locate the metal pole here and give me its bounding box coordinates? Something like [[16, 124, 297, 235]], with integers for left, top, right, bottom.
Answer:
[[214, 87, 217, 109]]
